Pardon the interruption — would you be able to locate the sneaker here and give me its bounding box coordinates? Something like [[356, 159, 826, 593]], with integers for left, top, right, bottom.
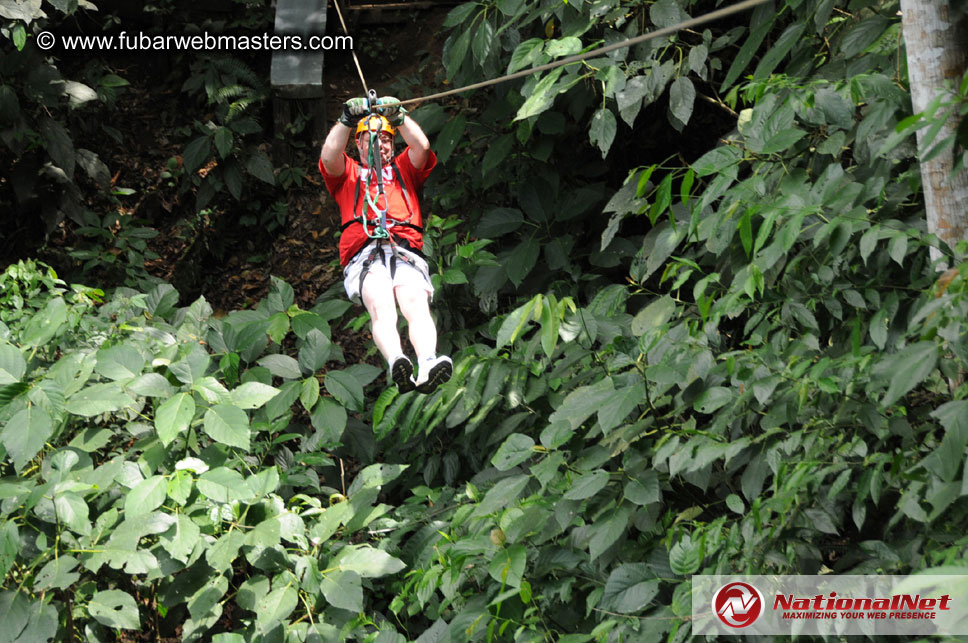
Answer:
[[415, 355, 452, 394], [390, 355, 415, 393]]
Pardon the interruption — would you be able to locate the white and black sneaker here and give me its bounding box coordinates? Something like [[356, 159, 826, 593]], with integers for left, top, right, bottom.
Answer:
[[390, 355, 415, 393], [415, 355, 452, 394]]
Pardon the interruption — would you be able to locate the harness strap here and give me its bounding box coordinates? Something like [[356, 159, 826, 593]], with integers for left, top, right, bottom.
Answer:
[[354, 240, 421, 293], [390, 163, 416, 220], [349, 161, 418, 236], [357, 243, 385, 298], [341, 219, 423, 233]]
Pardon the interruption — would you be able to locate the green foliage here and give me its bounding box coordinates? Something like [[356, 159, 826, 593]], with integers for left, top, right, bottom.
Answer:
[[178, 56, 281, 226], [0, 274, 410, 640], [0, 0, 119, 245], [374, 0, 968, 639], [5, 0, 968, 640]]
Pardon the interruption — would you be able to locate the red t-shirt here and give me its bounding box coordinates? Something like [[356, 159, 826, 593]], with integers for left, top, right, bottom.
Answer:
[[319, 147, 437, 266]]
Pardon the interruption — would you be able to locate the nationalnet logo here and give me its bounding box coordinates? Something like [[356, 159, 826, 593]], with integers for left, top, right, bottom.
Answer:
[[693, 575, 968, 636], [713, 581, 764, 628], [773, 590, 952, 621]]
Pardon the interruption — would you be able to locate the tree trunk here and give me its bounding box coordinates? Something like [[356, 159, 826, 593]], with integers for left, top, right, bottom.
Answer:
[[900, 0, 968, 266]]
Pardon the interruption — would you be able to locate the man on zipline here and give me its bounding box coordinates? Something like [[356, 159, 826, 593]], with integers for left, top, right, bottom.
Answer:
[[319, 95, 452, 394]]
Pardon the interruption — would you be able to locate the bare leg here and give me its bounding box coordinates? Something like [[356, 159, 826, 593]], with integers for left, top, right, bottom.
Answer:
[[361, 273, 402, 363], [394, 284, 436, 361]]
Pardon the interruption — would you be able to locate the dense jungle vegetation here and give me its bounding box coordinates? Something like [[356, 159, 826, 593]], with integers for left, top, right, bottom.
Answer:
[[2, 0, 968, 640]]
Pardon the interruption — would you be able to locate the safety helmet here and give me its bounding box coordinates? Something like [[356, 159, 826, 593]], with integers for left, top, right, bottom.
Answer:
[[356, 114, 395, 136]]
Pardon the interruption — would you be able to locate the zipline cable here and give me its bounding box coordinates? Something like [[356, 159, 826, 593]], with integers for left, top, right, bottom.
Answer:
[[331, 0, 370, 95], [385, 0, 769, 107]]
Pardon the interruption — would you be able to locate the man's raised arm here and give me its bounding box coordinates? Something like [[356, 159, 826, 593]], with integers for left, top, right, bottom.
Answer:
[[320, 97, 369, 177], [377, 97, 431, 169]]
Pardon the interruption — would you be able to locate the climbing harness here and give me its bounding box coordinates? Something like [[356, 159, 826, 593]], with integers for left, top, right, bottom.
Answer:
[[349, 240, 425, 303]]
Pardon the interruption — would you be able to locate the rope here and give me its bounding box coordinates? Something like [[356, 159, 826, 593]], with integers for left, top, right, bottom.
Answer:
[[331, 0, 370, 95], [384, 0, 769, 107]]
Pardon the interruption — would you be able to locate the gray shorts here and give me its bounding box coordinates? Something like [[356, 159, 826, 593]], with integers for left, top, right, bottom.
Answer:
[[343, 240, 434, 305]]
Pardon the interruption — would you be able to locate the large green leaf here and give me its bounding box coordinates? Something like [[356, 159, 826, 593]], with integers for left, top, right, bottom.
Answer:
[[230, 382, 280, 409], [693, 387, 733, 414], [348, 463, 408, 493], [471, 475, 529, 518], [668, 76, 696, 126], [544, 36, 582, 58], [443, 1, 476, 28], [477, 208, 524, 239], [721, 11, 775, 90], [753, 22, 805, 79], [589, 108, 617, 158], [203, 404, 250, 450], [471, 19, 495, 66], [839, 15, 890, 58], [601, 564, 659, 614], [246, 149, 275, 185], [650, 0, 688, 28], [125, 475, 168, 517], [506, 237, 540, 287], [0, 522, 19, 580], [631, 295, 676, 336], [514, 67, 564, 121], [496, 297, 538, 349], [214, 127, 233, 159], [95, 344, 145, 381], [321, 570, 363, 612], [881, 342, 938, 407], [482, 134, 514, 176], [183, 136, 211, 173], [0, 405, 52, 471], [325, 370, 364, 412], [311, 396, 347, 444], [41, 117, 75, 176], [53, 491, 90, 535], [549, 377, 615, 430], [89, 589, 140, 630], [669, 534, 702, 574], [491, 433, 535, 471], [488, 544, 526, 588], [207, 530, 245, 571], [128, 373, 174, 397], [257, 354, 302, 380], [188, 573, 229, 621], [21, 297, 69, 347], [332, 545, 406, 578], [0, 344, 25, 385], [197, 467, 252, 503], [256, 583, 297, 629], [298, 328, 331, 373], [33, 555, 80, 591], [444, 27, 472, 78], [589, 505, 631, 561], [625, 471, 661, 505], [160, 514, 201, 563], [563, 469, 610, 501], [508, 38, 548, 74], [435, 114, 466, 165], [244, 516, 281, 548], [616, 76, 649, 126], [66, 382, 135, 416], [155, 392, 195, 447], [598, 382, 646, 433]]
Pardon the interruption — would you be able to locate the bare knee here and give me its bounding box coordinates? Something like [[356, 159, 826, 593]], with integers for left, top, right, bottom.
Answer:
[[395, 287, 430, 319], [362, 278, 398, 323]]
